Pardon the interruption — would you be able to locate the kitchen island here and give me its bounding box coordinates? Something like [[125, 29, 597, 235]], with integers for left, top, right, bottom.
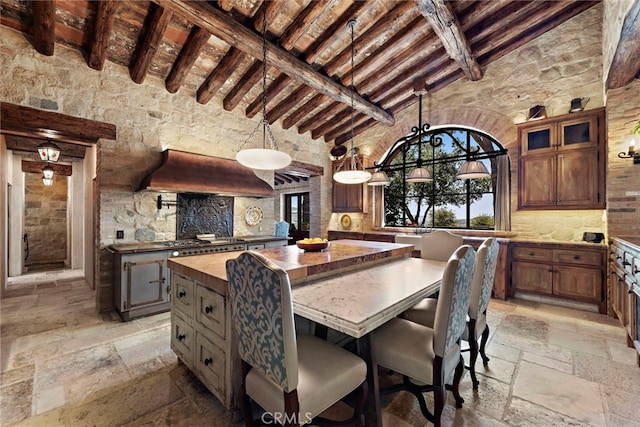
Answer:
[[166, 240, 414, 418]]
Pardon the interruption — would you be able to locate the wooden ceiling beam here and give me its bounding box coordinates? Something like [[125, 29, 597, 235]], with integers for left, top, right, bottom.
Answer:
[[130, 4, 173, 84], [166, 26, 210, 93], [216, 0, 234, 12], [246, 74, 291, 118], [157, 0, 394, 126], [282, 94, 329, 130], [311, 108, 351, 140], [253, 0, 287, 33], [22, 160, 73, 177], [31, 0, 56, 56], [267, 85, 315, 124], [335, 117, 376, 145], [6, 135, 87, 159], [196, 47, 246, 104], [223, 60, 263, 111], [415, 0, 482, 81], [323, 112, 365, 142], [606, 1, 640, 89], [287, 160, 324, 177], [88, 0, 118, 70], [280, 0, 334, 51], [298, 101, 341, 135]]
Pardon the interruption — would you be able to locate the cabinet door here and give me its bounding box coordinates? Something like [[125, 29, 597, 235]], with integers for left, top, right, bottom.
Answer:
[[559, 114, 598, 150], [556, 150, 600, 208], [511, 261, 553, 294], [520, 123, 557, 155], [519, 154, 556, 208], [553, 266, 602, 302], [332, 158, 365, 212], [121, 254, 167, 311]]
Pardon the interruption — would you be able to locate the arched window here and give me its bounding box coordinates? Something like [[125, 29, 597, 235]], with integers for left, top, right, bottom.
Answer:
[[374, 125, 509, 230]]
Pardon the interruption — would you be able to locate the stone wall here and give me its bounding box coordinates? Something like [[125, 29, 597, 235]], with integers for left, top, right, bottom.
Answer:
[[24, 172, 68, 269], [355, 4, 606, 241]]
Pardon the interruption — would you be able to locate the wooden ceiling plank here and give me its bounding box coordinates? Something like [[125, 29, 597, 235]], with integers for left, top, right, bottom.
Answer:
[[130, 4, 173, 84], [282, 94, 328, 130], [303, 0, 374, 65], [31, 0, 56, 56], [311, 108, 351, 140], [157, 0, 394, 126], [324, 1, 417, 78], [217, 0, 234, 12], [88, 0, 118, 71], [280, 0, 334, 51], [1, 102, 116, 143], [196, 47, 246, 105], [415, 0, 482, 81], [335, 117, 377, 145], [165, 26, 210, 93], [297, 101, 341, 135], [607, 1, 640, 89], [246, 74, 291, 118], [267, 84, 315, 124], [323, 112, 366, 142], [223, 60, 263, 111]]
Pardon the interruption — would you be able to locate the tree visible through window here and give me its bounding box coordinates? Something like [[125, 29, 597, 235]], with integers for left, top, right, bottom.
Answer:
[[378, 126, 506, 230]]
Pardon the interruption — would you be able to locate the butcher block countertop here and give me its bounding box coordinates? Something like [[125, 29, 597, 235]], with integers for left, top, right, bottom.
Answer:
[[167, 239, 413, 295]]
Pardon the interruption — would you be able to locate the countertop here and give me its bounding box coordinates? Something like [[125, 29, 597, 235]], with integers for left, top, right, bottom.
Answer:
[[107, 235, 288, 254], [167, 239, 414, 294]]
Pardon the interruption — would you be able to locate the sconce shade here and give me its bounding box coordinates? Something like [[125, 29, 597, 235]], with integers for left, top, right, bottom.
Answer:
[[37, 141, 61, 162], [569, 97, 589, 113], [236, 148, 292, 170], [329, 145, 347, 161], [42, 165, 55, 179], [368, 170, 390, 186], [333, 169, 372, 185], [527, 105, 547, 121], [456, 160, 490, 179], [406, 167, 433, 183], [42, 177, 54, 186]]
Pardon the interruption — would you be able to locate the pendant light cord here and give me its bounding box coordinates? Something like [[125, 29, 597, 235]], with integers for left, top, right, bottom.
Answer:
[[349, 19, 357, 171]]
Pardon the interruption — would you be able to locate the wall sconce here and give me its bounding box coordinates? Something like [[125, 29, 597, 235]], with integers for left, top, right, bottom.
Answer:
[[618, 134, 640, 164], [37, 140, 61, 162], [527, 105, 547, 121], [42, 164, 55, 186], [569, 97, 589, 113]]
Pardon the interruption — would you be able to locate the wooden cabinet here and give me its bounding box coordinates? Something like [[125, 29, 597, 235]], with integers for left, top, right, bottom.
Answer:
[[609, 238, 640, 367], [510, 242, 606, 313], [170, 272, 240, 415], [517, 108, 605, 210], [332, 157, 368, 212]]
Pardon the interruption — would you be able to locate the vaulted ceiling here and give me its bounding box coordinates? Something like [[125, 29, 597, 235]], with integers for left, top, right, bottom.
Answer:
[[3, 0, 638, 157]]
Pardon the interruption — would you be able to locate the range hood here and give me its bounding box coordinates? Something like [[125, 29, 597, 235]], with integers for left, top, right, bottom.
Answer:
[[137, 149, 274, 197]]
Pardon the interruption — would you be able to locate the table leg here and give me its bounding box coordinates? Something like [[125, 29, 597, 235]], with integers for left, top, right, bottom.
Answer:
[[358, 334, 381, 427]]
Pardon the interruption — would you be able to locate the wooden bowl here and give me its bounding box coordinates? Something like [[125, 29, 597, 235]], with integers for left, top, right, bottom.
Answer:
[[296, 241, 329, 252]]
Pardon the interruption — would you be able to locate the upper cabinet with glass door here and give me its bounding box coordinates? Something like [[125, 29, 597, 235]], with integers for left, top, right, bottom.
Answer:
[[520, 108, 600, 155]]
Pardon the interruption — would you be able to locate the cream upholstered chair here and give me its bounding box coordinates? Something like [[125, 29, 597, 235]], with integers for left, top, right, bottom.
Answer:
[[405, 237, 499, 389], [421, 230, 464, 261], [226, 251, 368, 427], [373, 245, 476, 426]]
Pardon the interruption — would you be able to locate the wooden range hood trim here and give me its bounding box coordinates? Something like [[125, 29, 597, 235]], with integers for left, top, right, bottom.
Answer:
[[137, 149, 275, 198]]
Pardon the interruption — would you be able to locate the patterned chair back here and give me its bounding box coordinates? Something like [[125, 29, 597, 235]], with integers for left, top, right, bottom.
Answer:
[[421, 230, 464, 261], [469, 237, 499, 319], [226, 251, 299, 392], [432, 245, 475, 358]]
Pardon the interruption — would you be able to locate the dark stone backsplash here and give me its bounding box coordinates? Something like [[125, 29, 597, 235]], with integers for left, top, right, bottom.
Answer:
[[177, 193, 233, 239]]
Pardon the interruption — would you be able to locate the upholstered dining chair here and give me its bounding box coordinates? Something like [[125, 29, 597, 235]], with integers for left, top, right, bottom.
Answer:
[[404, 237, 500, 389], [226, 251, 368, 427], [373, 245, 476, 426], [421, 230, 464, 261]]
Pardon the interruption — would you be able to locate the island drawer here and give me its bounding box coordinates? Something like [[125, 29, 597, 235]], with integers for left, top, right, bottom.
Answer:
[[196, 285, 226, 339], [172, 272, 195, 320], [171, 313, 194, 362], [196, 333, 226, 400]]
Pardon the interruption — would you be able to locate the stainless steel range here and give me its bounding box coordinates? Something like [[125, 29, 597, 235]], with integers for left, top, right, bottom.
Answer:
[[109, 237, 247, 321]]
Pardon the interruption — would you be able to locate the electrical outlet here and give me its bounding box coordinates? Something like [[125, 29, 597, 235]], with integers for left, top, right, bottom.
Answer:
[[116, 230, 124, 239]]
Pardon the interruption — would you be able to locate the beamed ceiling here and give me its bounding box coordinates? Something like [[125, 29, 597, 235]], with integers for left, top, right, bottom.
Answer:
[[2, 0, 639, 159]]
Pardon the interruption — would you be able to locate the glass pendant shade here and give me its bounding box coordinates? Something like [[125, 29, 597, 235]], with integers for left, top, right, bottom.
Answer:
[[42, 177, 54, 186], [37, 141, 61, 162], [42, 165, 55, 179], [456, 160, 490, 179], [333, 169, 372, 185], [236, 147, 292, 170], [367, 170, 390, 186], [406, 167, 432, 183]]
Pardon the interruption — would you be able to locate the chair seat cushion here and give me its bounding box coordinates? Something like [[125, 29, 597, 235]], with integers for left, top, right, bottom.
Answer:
[[246, 334, 366, 423], [403, 297, 438, 328], [373, 318, 460, 385]]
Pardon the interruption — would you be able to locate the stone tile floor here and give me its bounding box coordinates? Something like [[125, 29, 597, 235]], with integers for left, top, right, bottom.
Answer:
[[1, 276, 639, 426]]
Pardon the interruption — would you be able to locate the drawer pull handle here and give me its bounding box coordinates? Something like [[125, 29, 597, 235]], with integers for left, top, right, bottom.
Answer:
[[179, 290, 186, 298], [529, 252, 535, 256], [634, 267, 639, 274], [178, 334, 186, 341], [574, 255, 580, 260], [205, 306, 213, 314], [204, 357, 213, 366], [623, 261, 631, 267]]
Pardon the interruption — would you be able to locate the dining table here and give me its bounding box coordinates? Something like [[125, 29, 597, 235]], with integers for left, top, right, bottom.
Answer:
[[291, 256, 446, 427]]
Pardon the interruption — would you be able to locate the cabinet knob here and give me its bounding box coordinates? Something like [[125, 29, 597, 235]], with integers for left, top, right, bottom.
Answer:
[[205, 305, 213, 314], [204, 357, 213, 366], [574, 255, 580, 260], [529, 252, 535, 256], [179, 290, 186, 298], [178, 334, 186, 341]]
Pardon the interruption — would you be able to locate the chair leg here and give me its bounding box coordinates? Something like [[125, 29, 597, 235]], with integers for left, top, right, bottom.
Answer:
[[239, 383, 254, 427], [353, 381, 369, 427], [468, 336, 480, 390], [479, 324, 490, 366], [432, 384, 445, 427], [451, 356, 465, 408]]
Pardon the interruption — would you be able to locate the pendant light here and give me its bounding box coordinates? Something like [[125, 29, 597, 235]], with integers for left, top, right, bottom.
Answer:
[[455, 160, 490, 179], [367, 169, 390, 186], [333, 19, 371, 185], [42, 164, 55, 186], [37, 140, 61, 162], [406, 89, 432, 183], [236, 2, 291, 170]]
